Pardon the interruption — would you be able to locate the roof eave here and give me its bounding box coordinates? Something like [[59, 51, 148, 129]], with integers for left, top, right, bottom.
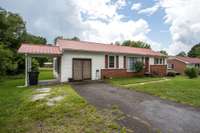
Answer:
[[62, 48, 164, 57]]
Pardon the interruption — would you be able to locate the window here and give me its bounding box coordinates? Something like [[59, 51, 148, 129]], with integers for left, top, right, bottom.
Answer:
[[154, 58, 165, 65], [128, 57, 142, 72], [195, 64, 200, 68], [154, 58, 159, 64], [109, 56, 115, 68], [168, 64, 174, 69]]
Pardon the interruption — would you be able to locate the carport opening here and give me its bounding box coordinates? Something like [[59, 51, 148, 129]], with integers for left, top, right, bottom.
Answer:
[[18, 44, 62, 86], [25, 55, 61, 86]]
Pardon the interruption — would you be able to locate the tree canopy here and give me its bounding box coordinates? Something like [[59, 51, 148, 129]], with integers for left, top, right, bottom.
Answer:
[[177, 51, 187, 57], [121, 40, 151, 49], [0, 8, 47, 76], [54, 36, 80, 44], [188, 43, 200, 58], [160, 50, 168, 56]]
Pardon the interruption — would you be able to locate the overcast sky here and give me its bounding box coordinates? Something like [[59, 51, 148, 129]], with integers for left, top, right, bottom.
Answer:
[[1, 0, 200, 55]]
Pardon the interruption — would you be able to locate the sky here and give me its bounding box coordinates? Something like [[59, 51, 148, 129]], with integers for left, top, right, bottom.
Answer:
[[0, 0, 200, 55]]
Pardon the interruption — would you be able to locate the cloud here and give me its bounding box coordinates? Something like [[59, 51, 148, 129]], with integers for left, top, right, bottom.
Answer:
[[138, 3, 160, 16], [131, 3, 142, 11], [0, 0, 162, 51], [159, 0, 200, 55]]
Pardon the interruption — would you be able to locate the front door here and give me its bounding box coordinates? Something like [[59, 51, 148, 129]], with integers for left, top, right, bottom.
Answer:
[[73, 59, 91, 80]]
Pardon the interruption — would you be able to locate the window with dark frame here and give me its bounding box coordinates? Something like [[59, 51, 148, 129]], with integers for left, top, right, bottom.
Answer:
[[109, 56, 115, 68], [154, 58, 164, 65]]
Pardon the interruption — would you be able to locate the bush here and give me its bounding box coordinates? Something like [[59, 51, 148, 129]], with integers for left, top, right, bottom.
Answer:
[[135, 61, 144, 72], [167, 71, 176, 77], [31, 58, 39, 72], [184, 67, 199, 78]]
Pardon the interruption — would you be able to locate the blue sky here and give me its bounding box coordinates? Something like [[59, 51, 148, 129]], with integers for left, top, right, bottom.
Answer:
[[117, 0, 171, 48], [0, 0, 200, 55]]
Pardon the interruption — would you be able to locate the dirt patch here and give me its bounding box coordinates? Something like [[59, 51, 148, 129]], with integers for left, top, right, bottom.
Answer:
[[36, 88, 51, 93], [47, 96, 64, 106], [31, 93, 50, 101]]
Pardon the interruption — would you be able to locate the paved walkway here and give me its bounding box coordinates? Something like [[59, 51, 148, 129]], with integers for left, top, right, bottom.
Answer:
[[71, 81, 200, 133]]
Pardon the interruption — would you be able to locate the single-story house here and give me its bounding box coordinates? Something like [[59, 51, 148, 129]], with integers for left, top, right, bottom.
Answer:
[[18, 39, 167, 85], [167, 56, 200, 74]]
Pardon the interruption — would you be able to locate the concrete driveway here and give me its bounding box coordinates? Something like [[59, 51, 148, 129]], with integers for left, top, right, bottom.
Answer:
[[71, 81, 200, 133]]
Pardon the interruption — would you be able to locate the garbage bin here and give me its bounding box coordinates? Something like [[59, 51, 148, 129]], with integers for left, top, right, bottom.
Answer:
[[28, 71, 39, 85]]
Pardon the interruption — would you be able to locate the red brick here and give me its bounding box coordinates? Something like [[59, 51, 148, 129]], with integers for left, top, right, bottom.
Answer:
[[167, 59, 186, 74], [150, 65, 167, 76], [101, 69, 144, 79]]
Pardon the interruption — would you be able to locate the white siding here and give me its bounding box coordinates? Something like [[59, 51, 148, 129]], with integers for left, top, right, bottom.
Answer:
[[60, 51, 105, 82]]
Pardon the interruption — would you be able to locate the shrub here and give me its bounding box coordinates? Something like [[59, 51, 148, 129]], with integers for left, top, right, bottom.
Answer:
[[135, 61, 144, 72], [167, 71, 176, 77], [184, 67, 199, 78], [31, 59, 39, 72]]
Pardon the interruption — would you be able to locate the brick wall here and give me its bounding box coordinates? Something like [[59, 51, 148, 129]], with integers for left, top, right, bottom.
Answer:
[[167, 59, 186, 74], [150, 65, 167, 76], [101, 69, 144, 79]]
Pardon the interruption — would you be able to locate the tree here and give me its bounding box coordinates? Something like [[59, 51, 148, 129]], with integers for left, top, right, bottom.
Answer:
[[0, 44, 17, 76], [188, 43, 200, 58], [177, 51, 187, 57], [20, 32, 47, 44], [70, 36, 80, 41], [160, 50, 168, 56], [0, 8, 26, 51], [54, 36, 80, 44], [0, 8, 47, 75], [122, 40, 151, 49], [114, 41, 120, 46], [20, 32, 48, 67]]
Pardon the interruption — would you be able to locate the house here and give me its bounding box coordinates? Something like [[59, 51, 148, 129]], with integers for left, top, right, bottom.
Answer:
[[18, 39, 167, 84], [167, 56, 200, 74]]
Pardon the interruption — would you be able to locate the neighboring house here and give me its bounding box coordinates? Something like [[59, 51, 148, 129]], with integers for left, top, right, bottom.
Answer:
[[167, 56, 200, 74], [18, 39, 167, 83]]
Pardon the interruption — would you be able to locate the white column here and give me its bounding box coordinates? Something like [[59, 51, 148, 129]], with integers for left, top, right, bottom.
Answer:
[[28, 56, 32, 72], [25, 54, 28, 86]]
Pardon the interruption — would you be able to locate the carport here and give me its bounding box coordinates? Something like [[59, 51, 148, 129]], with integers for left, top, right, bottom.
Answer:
[[18, 44, 62, 86]]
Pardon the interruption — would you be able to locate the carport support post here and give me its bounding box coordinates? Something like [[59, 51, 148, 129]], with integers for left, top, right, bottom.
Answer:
[[25, 54, 32, 87], [25, 54, 28, 86]]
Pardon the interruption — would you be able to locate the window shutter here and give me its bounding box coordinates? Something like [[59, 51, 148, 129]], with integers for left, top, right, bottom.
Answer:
[[123, 56, 126, 69], [105, 55, 108, 68], [116, 56, 119, 68]]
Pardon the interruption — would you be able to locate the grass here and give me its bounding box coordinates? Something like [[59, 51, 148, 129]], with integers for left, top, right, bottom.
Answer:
[[0, 74, 127, 132], [107, 76, 165, 86], [108, 76, 200, 107], [38, 67, 54, 80]]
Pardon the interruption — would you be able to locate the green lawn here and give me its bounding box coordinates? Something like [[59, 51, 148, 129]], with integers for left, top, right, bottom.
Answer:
[[38, 67, 54, 80], [107, 76, 165, 86], [0, 76, 127, 132], [109, 76, 200, 107]]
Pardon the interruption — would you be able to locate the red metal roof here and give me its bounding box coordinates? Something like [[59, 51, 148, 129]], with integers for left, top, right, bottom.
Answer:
[[176, 56, 200, 64], [18, 44, 61, 55], [18, 40, 165, 57], [56, 39, 164, 57]]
